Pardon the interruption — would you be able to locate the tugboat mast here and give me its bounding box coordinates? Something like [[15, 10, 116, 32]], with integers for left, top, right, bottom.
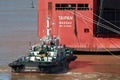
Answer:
[[46, 17, 51, 40]]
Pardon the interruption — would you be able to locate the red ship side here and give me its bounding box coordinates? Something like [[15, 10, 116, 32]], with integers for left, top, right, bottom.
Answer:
[[38, 0, 120, 53]]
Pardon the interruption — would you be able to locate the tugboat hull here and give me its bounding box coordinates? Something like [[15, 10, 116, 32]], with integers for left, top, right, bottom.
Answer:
[[9, 56, 77, 73]]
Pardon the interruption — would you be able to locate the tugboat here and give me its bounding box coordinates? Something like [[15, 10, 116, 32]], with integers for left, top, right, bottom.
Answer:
[[8, 17, 77, 73]]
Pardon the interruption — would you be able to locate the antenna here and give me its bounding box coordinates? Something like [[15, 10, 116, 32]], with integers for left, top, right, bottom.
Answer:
[[31, 0, 35, 8]]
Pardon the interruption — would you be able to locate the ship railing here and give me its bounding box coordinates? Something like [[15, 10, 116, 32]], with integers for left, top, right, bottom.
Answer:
[[17, 54, 57, 63]]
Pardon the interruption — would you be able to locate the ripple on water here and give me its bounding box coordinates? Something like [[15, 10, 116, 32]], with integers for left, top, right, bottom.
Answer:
[[0, 73, 11, 80], [65, 72, 120, 80], [0, 67, 11, 73], [0, 70, 120, 80]]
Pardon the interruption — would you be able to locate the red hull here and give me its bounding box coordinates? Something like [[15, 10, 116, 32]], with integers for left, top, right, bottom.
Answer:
[[38, 0, 120, 52]]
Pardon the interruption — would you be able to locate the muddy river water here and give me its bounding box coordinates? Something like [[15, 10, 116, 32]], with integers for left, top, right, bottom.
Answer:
[[0, 71, 120, 80]]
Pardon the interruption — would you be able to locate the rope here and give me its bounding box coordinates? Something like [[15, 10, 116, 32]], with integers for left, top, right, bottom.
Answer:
[[92, 11, 120, 31], [68, 11, 120, 59], [75, 11, 120, 34], [95, 0, 120, 30]]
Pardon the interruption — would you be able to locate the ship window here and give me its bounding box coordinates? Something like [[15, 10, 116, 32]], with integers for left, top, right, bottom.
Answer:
[[71, 4, 76, 7], [85, 4, 88, 7], [56, 3, 76, 10], [55, 3, 89, 11], [61, 4, 68, 7], [84, 28, 89, 33], [78, 4, 84, 7], [78, 8, 89, 10], [56, 8, 76, 10], [56, 4, 60, 7], [77, 4, 89, 10]]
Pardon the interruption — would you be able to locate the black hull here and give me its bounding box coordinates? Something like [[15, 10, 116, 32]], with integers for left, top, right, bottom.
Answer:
[[73, 50, 120, 55], [9, 62, 69, 73], [9, 56, 77, 73]]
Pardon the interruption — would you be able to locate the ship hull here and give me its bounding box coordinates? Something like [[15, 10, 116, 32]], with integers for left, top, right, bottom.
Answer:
[[9, 56, 77, 73], [38, 0, 120, 54], [73, 48, 120, 55]]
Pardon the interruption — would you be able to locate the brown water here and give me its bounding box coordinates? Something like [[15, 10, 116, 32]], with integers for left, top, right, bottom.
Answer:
[[0, 65, 120, 80], [0, 71, 120, 80]]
